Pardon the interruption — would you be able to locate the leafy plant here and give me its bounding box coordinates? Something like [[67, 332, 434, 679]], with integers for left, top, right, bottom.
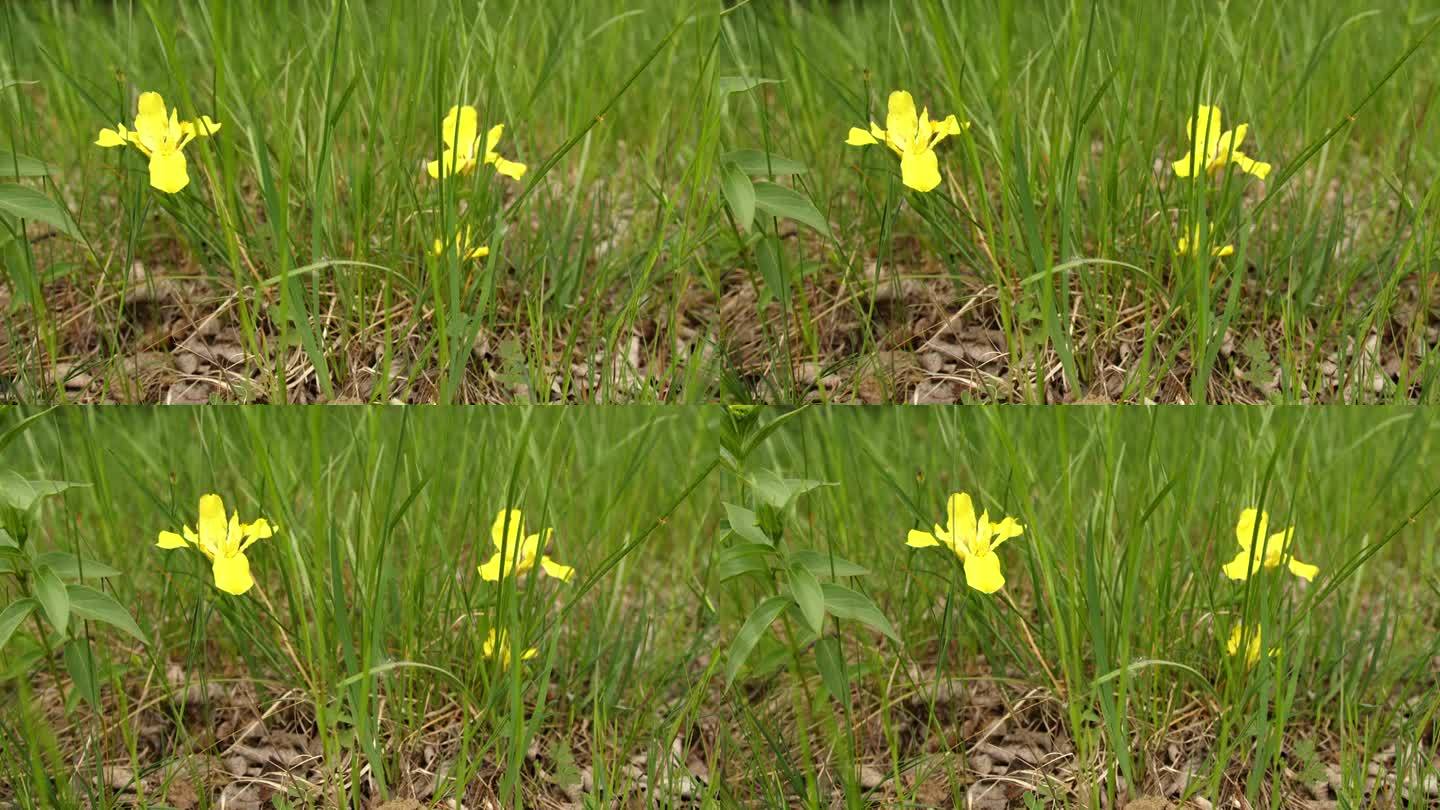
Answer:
[[0, 409, 144, 707], [713, 406, 897, 690]]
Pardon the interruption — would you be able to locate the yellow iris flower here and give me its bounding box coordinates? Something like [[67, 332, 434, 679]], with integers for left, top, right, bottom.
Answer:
[[1226, 622, 1275, 669], [426, 105, 526, 181], [1177, 225, 1234, 258], [1221, 508, 1319, 582], [845, 90, 968, 192], [95, 91, 220, 194], [477, 509, 575, 583], [1172, 105, 1271, 180], [483, 628, 538, 668], [905, 491, 1023, 593], [431, 227, 490, 260], [156, 494, 274, 596]]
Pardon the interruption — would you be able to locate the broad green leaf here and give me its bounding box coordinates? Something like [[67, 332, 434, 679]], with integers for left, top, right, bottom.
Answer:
[[725, 595, 788, 686], [752, 182, 831, 237], [63, 639, 99, 707], [741, 405, 810, 456], [0, 183, 81, 239], [67, 584, 145, 644], [0, 557, 12, 575], [814, 635, 849, 708], [34, 552, 122, 579], [723, 502, 771, 546], [0, 470, 87, 511], [0, 151, 53, 178], [31, 565, 68, 635], [754, 235, 787, 308], [787, 562, 825, 634], [723, 149, 808, 176], [0, 528, 17, 548], [716, 542, 773, 582], [788, 549, 869, 578], [821, 583, 899, 642], [0, 407, 58, 455], [0, 598, 36, 650], [750, 469, 831, 510], [719, 161, 755, 231], [717, 76, 780, 95]]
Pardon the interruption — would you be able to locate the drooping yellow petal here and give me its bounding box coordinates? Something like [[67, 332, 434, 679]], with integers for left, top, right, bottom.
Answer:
[[478, 552, 507, 581], [95, 127, 128, 147], [963, 551, 1005, 593], [1231, 152, 1271, 179], [989, 516, 1024, 547], [1222, 548, 1259, 581], [899, 148, 941, 192], [846, 127, 879, 146], [156, 530, 188, 549], [928, 114, 968, 146], [1171, 151, 1198, 178], [147, 149, 190, 193], [539, 556, 575, 582], [905, 529, 941, 548], [1286, 556, 1319, 581], [239, 518, 274, 552], [491, 156, 527, 180], [211, 553, 255, 595]]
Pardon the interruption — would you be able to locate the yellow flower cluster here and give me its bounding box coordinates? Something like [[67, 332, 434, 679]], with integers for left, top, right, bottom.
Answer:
[[898, 490, 1320, 675], [155, 498, 572, 671], [1221, 507, 1318, 669], [1170, 104, 1271, 259], [841, 91, 1274, 262], [845, 91, 968, 192], [424, 104, 528, 264], [904, 491, 1022, 594], [94, 92, 220, 193]]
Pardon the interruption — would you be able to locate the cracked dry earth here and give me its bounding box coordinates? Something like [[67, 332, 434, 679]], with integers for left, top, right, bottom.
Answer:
[[7, 654, 1439, 809]]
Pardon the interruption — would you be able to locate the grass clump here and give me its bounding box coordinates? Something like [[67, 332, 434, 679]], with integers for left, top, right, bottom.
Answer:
[[1, 405, 1438, 806], [1, 0, 1437, 402]]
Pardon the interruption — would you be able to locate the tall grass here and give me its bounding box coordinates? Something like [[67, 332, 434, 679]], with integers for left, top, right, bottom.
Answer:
[[1, 406, 1437, 806], [1, 0, 1437, 402]]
